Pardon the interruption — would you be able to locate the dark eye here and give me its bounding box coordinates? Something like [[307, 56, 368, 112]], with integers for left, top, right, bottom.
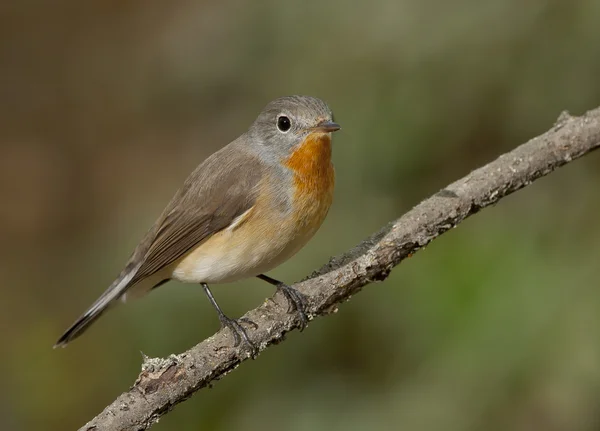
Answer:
[[277, 115, 291, 132]]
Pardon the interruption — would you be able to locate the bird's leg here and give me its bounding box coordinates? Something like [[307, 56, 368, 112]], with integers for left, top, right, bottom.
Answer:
[[256, 274, 308, 330], [201, 283, 257, 357]]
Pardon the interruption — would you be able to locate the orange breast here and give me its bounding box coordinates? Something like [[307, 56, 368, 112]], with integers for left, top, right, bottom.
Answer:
[[284, 132, 335, 229]]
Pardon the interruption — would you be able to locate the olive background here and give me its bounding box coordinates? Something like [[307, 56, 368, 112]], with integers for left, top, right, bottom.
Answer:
[[1, 1, 600, 430]]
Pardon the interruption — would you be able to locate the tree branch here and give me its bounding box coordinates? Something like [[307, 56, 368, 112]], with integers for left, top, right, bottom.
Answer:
[[80, 108, 600, 431]]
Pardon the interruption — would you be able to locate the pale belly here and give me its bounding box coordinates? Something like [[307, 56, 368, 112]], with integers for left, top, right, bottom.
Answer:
[[171, 199, 330, 284]]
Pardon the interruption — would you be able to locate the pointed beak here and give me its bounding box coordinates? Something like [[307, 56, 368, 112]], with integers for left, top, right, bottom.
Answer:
[[312, 120, 341, 133]]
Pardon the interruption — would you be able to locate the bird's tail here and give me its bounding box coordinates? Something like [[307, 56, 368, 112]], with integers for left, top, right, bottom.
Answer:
[[54, 263, 141, 348]]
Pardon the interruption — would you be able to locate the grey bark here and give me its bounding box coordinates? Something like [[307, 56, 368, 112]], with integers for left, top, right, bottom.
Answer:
[[80, 108, 600, 431]]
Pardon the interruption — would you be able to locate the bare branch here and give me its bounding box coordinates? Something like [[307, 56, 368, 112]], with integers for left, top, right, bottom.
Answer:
[[80, 108, 600, 431]]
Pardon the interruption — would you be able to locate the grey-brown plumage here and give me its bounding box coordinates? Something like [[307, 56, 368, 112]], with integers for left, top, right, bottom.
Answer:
[[55, 95, 339, 348]]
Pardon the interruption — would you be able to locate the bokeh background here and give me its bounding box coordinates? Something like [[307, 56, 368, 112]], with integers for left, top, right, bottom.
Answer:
[[2, 0, 600, 430]]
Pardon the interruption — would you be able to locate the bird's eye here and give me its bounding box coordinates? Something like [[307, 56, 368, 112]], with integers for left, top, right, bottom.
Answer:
[[277, 115, 291, 132]]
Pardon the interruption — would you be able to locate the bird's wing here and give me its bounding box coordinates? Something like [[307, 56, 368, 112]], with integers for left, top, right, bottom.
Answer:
[[129, 146, 263, 286]]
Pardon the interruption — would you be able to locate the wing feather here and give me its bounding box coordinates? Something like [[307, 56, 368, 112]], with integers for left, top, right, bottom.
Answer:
[[128, 144, 263, 286]]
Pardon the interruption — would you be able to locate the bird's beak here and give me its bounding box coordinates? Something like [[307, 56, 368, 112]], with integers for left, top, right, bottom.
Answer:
[[312, 120, 341, 133]]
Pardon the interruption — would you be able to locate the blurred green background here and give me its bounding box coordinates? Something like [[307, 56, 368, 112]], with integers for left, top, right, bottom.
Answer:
[[1, 0, 600, 430]]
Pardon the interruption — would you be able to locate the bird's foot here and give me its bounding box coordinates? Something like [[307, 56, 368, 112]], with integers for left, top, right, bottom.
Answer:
[[218, 314, 258, 359], [276, 283, 309, 331]]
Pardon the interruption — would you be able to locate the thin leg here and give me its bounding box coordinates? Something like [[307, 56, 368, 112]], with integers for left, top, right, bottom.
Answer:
[[257, 274, 308, 330], [201, 283, 257, 356]]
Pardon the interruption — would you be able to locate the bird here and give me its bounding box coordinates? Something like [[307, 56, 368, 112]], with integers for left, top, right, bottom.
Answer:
[[55, 95, 340, 353]]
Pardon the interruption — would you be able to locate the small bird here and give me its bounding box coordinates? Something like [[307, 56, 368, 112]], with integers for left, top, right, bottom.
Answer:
[[55, 95, 340, 352]]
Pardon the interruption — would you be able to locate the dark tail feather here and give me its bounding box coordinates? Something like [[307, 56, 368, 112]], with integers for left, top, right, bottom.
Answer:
[[53, 303, 112, 348], [54, 263, 141, 348]]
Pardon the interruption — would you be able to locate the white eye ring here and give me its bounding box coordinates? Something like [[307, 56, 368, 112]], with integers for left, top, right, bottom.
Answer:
[[276, 115, 292, 133]]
